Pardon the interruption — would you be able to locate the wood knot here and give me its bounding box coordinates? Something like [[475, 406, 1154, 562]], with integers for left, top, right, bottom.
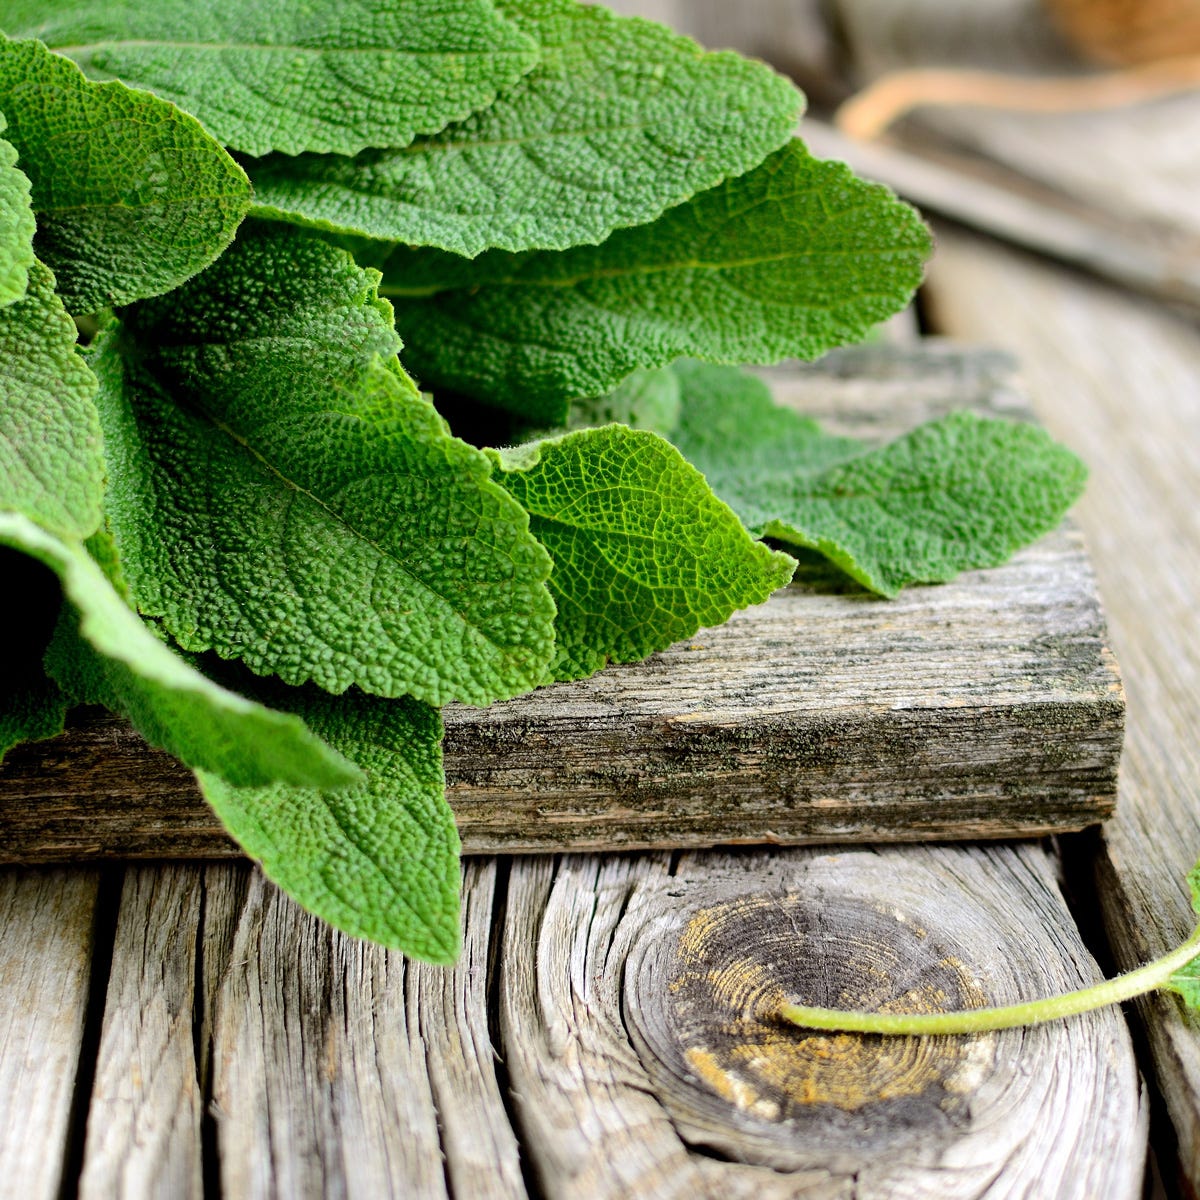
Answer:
[[625, 883, 996, 1164]]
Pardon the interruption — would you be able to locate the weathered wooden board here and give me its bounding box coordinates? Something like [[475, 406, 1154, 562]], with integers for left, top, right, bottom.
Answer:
[[0, 345, 1123, 859], [62, 843, 1145, 1199], [499, 844, 1145, 1198], [75, 860, 523, 1199], [0, 868, 102, 1200], [925, 228, 1200, 1191]]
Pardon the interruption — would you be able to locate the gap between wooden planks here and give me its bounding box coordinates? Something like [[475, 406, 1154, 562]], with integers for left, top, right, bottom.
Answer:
[[0, 343, 1123, 860]]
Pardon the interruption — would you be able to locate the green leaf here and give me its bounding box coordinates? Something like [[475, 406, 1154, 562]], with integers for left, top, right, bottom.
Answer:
[[669, 360, 1088, 597], [249, 0, 801, 256], [0, 110, 34, 306], [381, 139, 930, 422], [513, 365, 682, 443], [491, 426, 795, 682], [1168, 956, 1200, 1010], [197, 684, 460, 962], [0, 546, 67, 760], [1188, 860, 1200, 917], [0, 37, 250, 312], [382, 139, 929, 417], [565, 366, 682, 437], [0, 258, 104, 539], [4, 1, 539, 156], [0, 512, 362, 789], [93, 224, 556, 706]]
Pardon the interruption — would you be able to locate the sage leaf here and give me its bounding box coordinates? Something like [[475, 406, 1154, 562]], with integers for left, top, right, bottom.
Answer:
[[93, 224, 556, 705], [3, 0, 539, 156], [0, 37, 250, 312], [670, 361, 1088, 597], [197, 684, 460, 962], [249, 0, 801, 256], [0, 111, 34, 306], [383, 139, 931, 421], [512, 365, 683, 443], [492, 426, 795, 682], [0, 258, 104, 539], [0, 512, 362, 789]]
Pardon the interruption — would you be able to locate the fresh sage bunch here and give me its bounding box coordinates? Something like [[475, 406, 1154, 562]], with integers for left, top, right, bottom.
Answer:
[[0, 0, 1086, 962]]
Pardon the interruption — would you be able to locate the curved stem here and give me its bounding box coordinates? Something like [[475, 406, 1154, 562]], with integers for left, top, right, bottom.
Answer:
[[779, 923, 1200, 1037]]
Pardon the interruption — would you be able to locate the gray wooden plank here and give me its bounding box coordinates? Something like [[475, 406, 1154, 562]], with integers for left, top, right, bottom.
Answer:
[[499, 844, 1145, 1198], [69, 860, 524, 1199], [78, 866, 205, 1199], [0, 868, 101, 1200], [207, 859, 522, 1199], [0, 346, 1123, 859], [924, 227, 1200, 1186]]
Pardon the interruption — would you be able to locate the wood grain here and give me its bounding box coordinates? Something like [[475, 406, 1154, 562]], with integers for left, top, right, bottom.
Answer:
[[0, 346, 1123, 859], [498, 844, 1146, 1198], [205, 864, 520, 1200], [925, 227, 1200, 1188], [0, 869, 101, 1200], [78, 867, 204, 1199]]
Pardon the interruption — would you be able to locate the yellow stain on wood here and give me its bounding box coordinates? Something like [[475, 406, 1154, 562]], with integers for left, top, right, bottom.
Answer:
[[672, 899, 994, 1117]]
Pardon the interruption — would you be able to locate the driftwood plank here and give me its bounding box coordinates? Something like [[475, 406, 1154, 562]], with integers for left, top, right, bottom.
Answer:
[[0, 345, 1123, 859], [0, 868, 101, 1200], [499, 844, 1145, 1198], [925, 228, 1200, 1189]]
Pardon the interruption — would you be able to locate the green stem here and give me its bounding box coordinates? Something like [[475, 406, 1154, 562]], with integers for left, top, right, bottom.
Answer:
[[778, 923, 1200, 1036]]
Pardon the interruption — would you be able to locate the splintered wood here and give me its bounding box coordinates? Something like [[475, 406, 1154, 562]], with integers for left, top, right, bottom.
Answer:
[[58, 845, 1143, 1199], [0, 345, 1123, 860]]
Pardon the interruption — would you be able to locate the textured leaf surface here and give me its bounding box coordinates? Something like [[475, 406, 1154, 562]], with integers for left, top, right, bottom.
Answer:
[[198, 684, 460, 962], [4, 0, 538, 156], [0, 258, 104, 539], [0, 546, 66, 760], [670, 361, 1088, 597], [0, 111, 34, 305], [94, 225, 556, 705], [0, 37, 250, 312], [249, 0, 801, 256], [0, 512, 361, 788], [492, 426, 794, 682], [513, 365, 682, 443], [383, 139, 931, 420]]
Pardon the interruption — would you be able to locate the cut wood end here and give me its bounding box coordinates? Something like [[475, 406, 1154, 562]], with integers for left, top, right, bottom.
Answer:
[[629, 891, 996, 1134]]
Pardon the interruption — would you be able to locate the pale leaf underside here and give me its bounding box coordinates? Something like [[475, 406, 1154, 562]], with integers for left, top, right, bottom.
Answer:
[[493, 424, 795, 681], [669, 360, 1088, 596], [0, 512, 361, 789]]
